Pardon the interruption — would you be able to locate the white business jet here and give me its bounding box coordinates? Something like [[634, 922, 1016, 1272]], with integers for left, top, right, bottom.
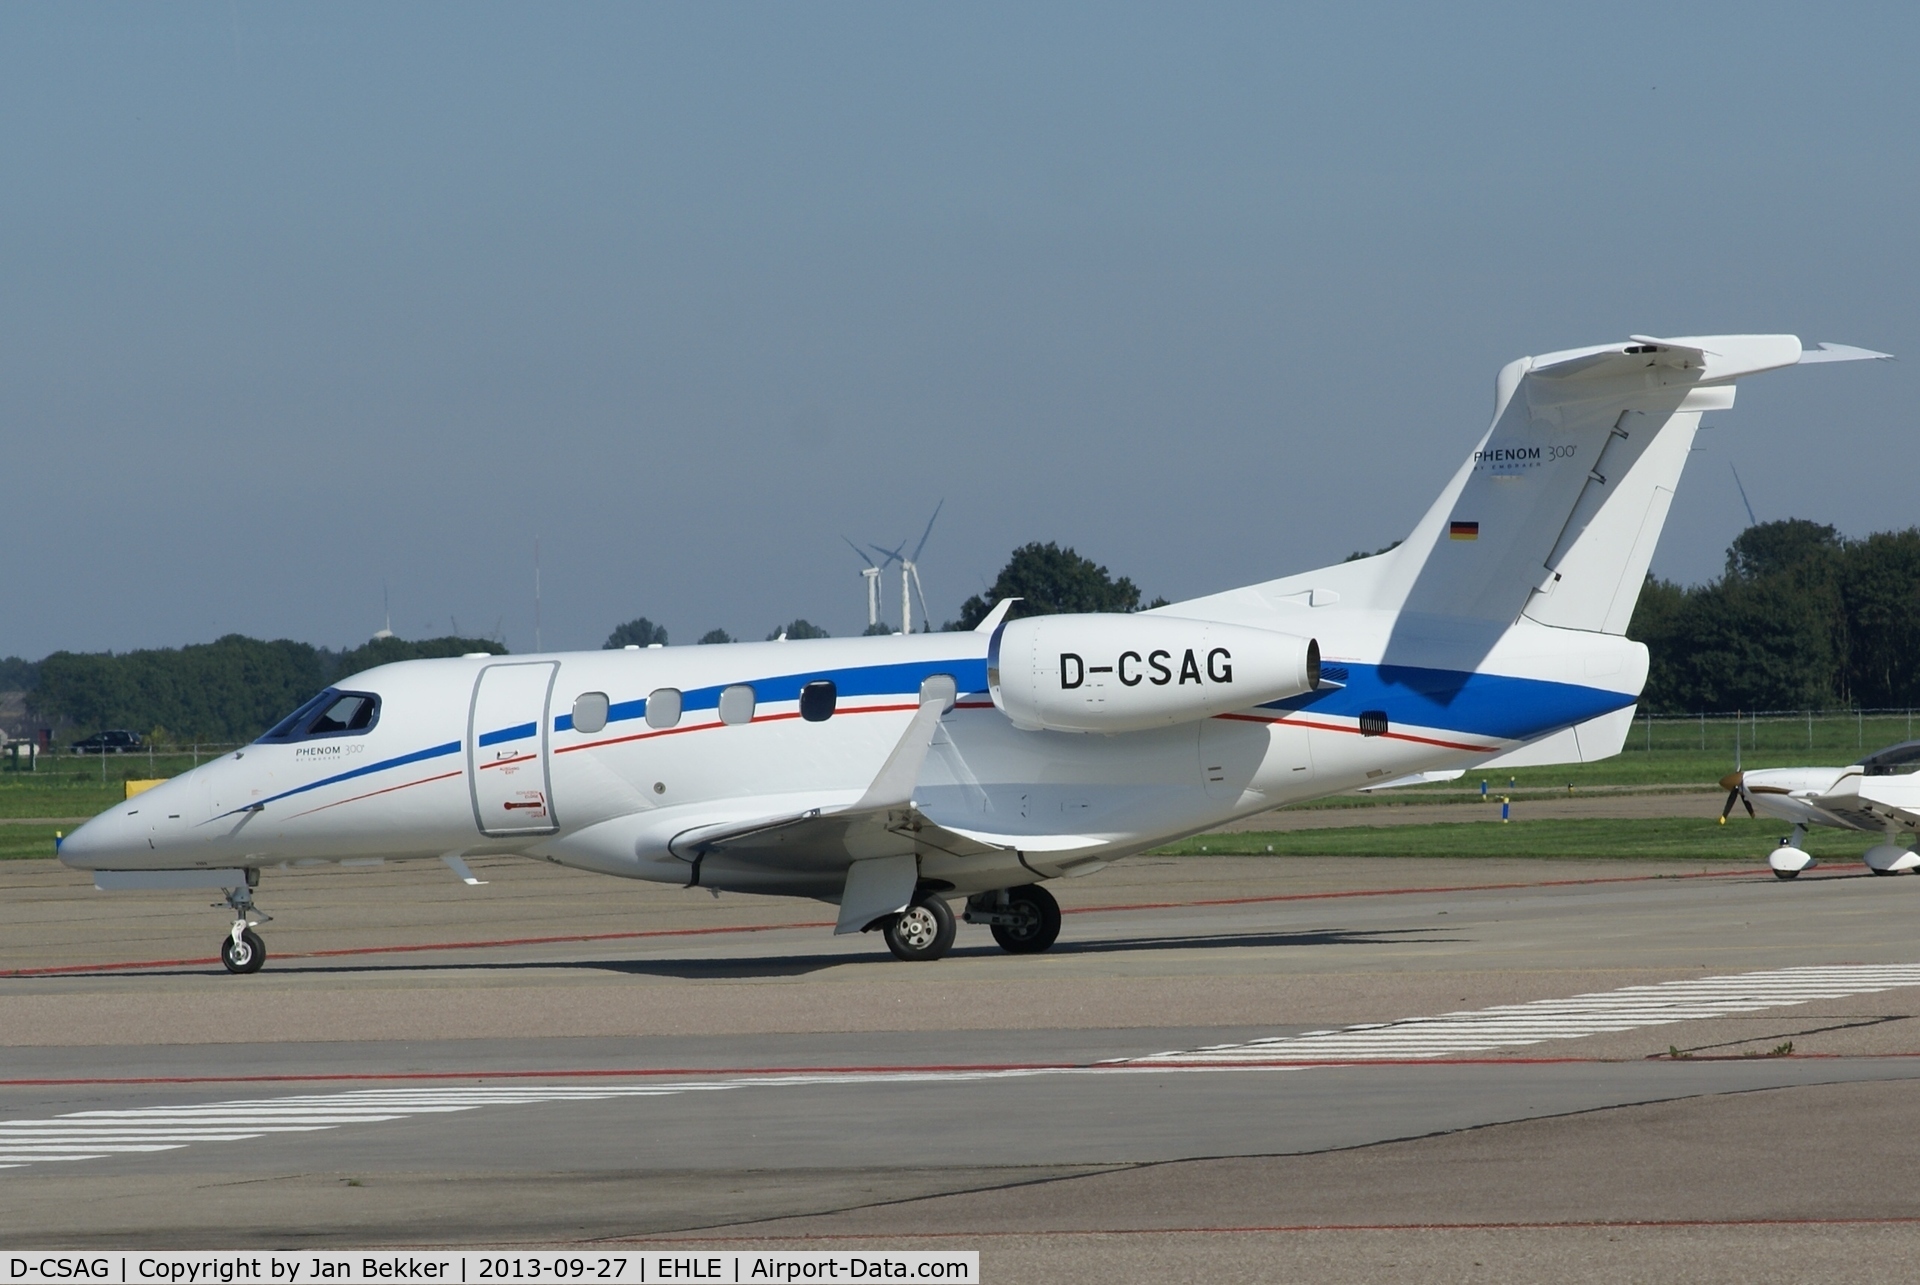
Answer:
[[58, 334, 1889, 971], [1721, 740, 1920, 880]]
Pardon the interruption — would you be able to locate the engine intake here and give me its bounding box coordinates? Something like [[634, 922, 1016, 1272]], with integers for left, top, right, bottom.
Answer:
[[988, 614, 1320, 733]]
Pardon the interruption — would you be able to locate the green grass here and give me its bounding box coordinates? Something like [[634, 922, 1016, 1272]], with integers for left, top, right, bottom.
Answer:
[[1156, 817, 1891, 861], [0, 750, 233, 819], [0, 825, 67, 861], [1295, 711, 1920, 804]]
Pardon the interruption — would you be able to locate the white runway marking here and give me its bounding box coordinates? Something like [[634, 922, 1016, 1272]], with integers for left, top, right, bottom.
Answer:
[[7, 965, 1920, 1171], [1133, 964, 1920, 1064], [0, 1072, 1106, 1170]]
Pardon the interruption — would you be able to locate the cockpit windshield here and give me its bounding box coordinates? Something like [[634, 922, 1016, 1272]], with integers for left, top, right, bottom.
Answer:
[[256, 689, 382, 743], [1854, 740, 1920, 775]]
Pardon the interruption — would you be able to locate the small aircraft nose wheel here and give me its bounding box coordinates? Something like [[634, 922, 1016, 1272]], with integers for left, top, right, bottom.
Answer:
[[216, 879, 271, 974], [222, 927, 267, 974], [988, 883, 1062, 955], [1773, 869, 1800, 881], [884, 894, 956, 961]]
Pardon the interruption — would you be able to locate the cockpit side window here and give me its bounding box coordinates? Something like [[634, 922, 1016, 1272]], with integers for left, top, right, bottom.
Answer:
[[256, 689, 382, 742]]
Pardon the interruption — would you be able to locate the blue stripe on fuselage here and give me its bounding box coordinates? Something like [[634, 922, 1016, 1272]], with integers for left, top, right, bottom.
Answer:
[[213, 739, 464, 819], [478, 721, 536, 747], [552, 657, 990, 732], [1263, 662, 1633, 741]]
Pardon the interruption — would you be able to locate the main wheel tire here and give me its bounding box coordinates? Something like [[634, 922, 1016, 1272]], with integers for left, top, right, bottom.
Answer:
[[990, 883, 1062, 954], [1773, 869, 1799, 880], [221, 927, 266, 974], [884, 895, 956, 961]]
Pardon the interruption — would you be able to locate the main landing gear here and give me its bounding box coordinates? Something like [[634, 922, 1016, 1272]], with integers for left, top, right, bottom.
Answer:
[[966, 884, 1062, 955], [1770, 825, 1815, 881], [878, 883, 1065, 961], [217, 878, 271, 974]]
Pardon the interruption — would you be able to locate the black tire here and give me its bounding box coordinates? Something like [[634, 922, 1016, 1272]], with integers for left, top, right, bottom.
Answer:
[[1871, 865, 1896, 877], [884, 894, 956, 961], [1773, 869, 1799, 881], [990, 883, 1062, 954], [221, 928, 266, 974]]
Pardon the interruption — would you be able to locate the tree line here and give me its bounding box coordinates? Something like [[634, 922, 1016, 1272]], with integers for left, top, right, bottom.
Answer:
[[15, 524, 1910, 741], [20, 634, 506, 743], [1630, 520, 1920, 713]]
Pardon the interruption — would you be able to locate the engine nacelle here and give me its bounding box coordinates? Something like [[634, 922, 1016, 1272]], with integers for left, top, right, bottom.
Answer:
[[988, 614, 1320, 734]]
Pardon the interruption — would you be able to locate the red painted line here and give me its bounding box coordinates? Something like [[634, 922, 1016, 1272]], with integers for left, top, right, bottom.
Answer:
[[5, 865, 1787, 980], [284, 769, 465, 820], [1217, 711, 1500, 754], [621, 1215, 1920, 1243], [0, 918, 838, 978], [1062, 865, 1758, 917]]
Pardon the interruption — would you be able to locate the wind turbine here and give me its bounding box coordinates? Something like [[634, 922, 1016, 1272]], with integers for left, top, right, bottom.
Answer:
[[844, 538, 885, 631], [869, 500, 943, 634], [1730, 463, 1760, 528]]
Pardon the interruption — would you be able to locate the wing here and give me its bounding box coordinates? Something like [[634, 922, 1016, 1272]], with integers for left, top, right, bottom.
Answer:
[[665, 679, 1108, 932]]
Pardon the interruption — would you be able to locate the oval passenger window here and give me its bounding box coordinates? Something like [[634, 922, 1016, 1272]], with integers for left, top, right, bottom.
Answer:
[[919, 673, 957, 710], [572, 692, 609, 735], [718, 684, 756, 726], [799, 680, 836, 722], [646, 688, 683, 729]]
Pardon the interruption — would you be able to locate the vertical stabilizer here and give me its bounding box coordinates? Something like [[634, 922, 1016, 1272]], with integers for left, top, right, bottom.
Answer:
[[1373, 335, 1806, 665]]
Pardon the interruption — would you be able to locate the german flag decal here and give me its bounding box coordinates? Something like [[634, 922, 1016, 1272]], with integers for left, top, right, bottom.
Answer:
[[1449, 521, 1479, 541]]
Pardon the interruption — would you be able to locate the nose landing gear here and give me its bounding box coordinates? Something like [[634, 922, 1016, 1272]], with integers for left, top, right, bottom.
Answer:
[[217, 878, 271, 974]]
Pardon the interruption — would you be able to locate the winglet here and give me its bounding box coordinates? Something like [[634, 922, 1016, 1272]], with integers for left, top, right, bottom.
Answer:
[[1798, 342, 1894, 364], [974, 598, 1017, 633]]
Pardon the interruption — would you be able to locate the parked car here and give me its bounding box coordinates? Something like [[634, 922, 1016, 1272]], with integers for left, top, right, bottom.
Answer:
[[71, 729, 142, 755]]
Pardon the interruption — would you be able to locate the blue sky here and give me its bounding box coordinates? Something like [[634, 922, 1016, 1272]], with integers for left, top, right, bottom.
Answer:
[[3, 3, 1912, 655]]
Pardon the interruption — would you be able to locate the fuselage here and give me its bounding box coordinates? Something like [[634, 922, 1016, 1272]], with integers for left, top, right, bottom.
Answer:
[[57, 618, 1644, 899]]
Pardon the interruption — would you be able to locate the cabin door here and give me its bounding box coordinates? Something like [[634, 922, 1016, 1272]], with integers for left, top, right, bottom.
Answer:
[[468, 662, 560, 837]]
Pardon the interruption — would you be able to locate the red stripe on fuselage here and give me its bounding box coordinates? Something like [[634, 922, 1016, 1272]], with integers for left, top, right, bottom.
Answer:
[[283, 768, 466, 820], [552, 701, 921, 755], [1216, 711, 1500, 754]]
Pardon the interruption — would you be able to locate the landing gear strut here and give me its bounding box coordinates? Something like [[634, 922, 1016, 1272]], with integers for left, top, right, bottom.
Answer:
[[217, 877, 270, 974], [967, 884, 1062, 954]]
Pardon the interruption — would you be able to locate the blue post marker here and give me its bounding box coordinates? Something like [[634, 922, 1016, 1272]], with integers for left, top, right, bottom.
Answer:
[[1501, 798, 1510, 823], [1480, 779, 1488, 798]]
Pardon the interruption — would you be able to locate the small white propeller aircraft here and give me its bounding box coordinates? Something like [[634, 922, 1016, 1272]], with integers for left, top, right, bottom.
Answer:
[[1720, 740, 1920, 880], [58, 334, 1889, 971]]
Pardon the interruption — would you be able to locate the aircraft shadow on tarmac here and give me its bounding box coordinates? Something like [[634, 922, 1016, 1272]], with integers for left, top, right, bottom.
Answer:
[[44, 925, 1458, 982]]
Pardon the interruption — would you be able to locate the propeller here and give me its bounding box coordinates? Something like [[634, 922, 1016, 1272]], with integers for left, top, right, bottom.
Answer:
[[909, 499, 943, 564], [1719, 770, 1755, 823]]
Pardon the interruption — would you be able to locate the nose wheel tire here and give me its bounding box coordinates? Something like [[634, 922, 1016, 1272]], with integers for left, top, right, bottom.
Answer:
[[990, 884, 1062, 954], [1773, 869, 1800, 880], [221, 928, 267, 974], [884, 895, 956, 961]]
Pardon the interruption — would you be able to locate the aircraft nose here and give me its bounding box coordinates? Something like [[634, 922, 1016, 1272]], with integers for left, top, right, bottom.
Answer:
[[1718, 771, 1744, 791], [56, 805, 147, 870]]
